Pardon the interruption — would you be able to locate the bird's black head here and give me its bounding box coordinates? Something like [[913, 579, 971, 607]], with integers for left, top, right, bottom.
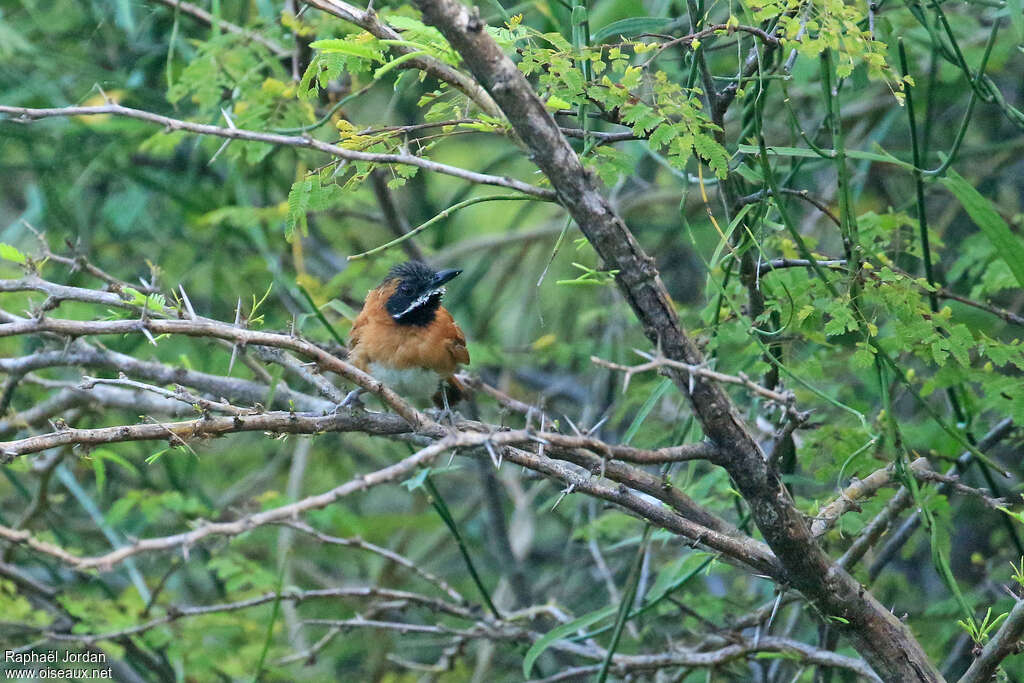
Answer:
[[383, 261, 462, 327]]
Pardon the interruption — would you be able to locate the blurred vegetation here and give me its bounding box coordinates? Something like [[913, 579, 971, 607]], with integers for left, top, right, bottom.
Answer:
[[1, 0, 1023, 680]]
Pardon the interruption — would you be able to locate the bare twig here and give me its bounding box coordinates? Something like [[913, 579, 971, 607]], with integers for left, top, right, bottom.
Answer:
[[279, 520, 465, 603], [738, 188, 842, 228], [152, 0, 291, 57], [592, 352, 795, 407], [39, 587, 474, 642], [812, 458, 929, 538], [0, 105, 556, 200]]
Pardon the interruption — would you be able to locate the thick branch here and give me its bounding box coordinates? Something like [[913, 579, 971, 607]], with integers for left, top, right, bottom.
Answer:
[[0, 345, 331, 413], [411, 2, 940, 678], [0, 309, 427, 426]]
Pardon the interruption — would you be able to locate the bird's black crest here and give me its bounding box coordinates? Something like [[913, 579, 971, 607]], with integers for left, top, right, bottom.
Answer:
[[385, 261, 436, 290]]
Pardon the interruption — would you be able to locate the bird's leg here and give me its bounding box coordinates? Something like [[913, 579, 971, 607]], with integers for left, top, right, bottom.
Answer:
[[336, 387, 366, 412], [432, 384, 457, 426]]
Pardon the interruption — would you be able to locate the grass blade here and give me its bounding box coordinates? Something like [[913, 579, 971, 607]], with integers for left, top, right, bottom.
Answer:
[[941, 168, 1024, 288], [596, 524, 652, 683]]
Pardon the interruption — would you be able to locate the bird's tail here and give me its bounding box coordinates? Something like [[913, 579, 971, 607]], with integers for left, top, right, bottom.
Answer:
[[433, 375, 468, 409]]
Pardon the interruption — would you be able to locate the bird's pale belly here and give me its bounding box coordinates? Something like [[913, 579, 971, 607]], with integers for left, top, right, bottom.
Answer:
[[368, 362, 442, 403]]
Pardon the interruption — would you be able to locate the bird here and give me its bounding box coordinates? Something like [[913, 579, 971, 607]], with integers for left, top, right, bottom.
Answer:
[[343, 261, 470, 411]]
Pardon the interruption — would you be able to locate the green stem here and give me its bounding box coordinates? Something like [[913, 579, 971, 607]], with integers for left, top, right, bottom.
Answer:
[[348, 194, 543, 261], [422, 474, 500, 618], [819, 51, 858, 270], [899, 38, 1023, 556], [898, 39, 939, 313], [920, 17, 1000, 176], [297, 284, 346, 347], [596, 524, 651, 683]]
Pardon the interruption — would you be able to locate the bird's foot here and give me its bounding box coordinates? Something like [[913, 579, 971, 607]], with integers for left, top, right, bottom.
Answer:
[[335, 388, 366, 413], [428, 407, 460, 426]]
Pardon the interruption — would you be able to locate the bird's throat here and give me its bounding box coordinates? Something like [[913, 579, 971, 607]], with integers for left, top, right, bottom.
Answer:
[[392, 291, 443, 326]]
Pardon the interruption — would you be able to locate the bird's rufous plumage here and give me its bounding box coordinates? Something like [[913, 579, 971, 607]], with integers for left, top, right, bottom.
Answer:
[[348, 263, 469, 406]]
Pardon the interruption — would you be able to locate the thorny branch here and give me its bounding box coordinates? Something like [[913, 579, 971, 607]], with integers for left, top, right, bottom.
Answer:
[[592, 351, 797, 407]]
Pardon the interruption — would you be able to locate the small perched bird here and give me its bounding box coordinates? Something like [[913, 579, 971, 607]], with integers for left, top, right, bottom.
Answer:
[[346, 261, 469, 409]]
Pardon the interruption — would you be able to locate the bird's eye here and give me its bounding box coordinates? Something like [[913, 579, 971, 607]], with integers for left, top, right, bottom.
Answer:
[[399, 283, 413, 295]]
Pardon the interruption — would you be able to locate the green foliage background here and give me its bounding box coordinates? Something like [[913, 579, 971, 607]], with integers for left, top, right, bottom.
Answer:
[[1, 0, 1023, 680]]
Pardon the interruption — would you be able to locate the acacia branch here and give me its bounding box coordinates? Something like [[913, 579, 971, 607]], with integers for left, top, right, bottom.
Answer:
[[0, 269, 765, 573], [812, 458, 929, 538], [650, 22, 782, 59], [0, 415, 776, 576], [592, 352, 796, 407], [411, 1, 940, 677], [0, 306, 427, 426], [0, 345, 331, 413], [496, 445, 780, 577], [0, 432, 468, 571], [0, 105, 555, 200], [866, 419, 1018, 580], [531, 635, 879, 681]]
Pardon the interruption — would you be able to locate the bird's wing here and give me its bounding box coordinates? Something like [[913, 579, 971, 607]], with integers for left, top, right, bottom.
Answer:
[[439, 308, 470, 366], [347, 303, 373, 370]]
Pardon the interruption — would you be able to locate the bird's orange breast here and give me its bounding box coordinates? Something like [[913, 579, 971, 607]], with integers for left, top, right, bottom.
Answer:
[[348, 282, 470, 376]]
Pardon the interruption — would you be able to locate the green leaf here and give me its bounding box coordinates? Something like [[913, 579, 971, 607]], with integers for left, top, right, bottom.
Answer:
[[523, 606, 614, 677], [1001, 507, 1024, 526], [0, 243, 26, 264], [309, 38, 380, 61], [92, 456, 106, 495], [401, 467, 431, 492], [621, 378, 671, 444], [735, 143, 916, 171], [1008, 0, 1024, 44], [941, 169, 1024, 289], [592, 17, 676, 42]]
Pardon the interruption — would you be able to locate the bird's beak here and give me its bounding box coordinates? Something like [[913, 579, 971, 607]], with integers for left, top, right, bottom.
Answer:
[[431, 269, 462, 288]]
